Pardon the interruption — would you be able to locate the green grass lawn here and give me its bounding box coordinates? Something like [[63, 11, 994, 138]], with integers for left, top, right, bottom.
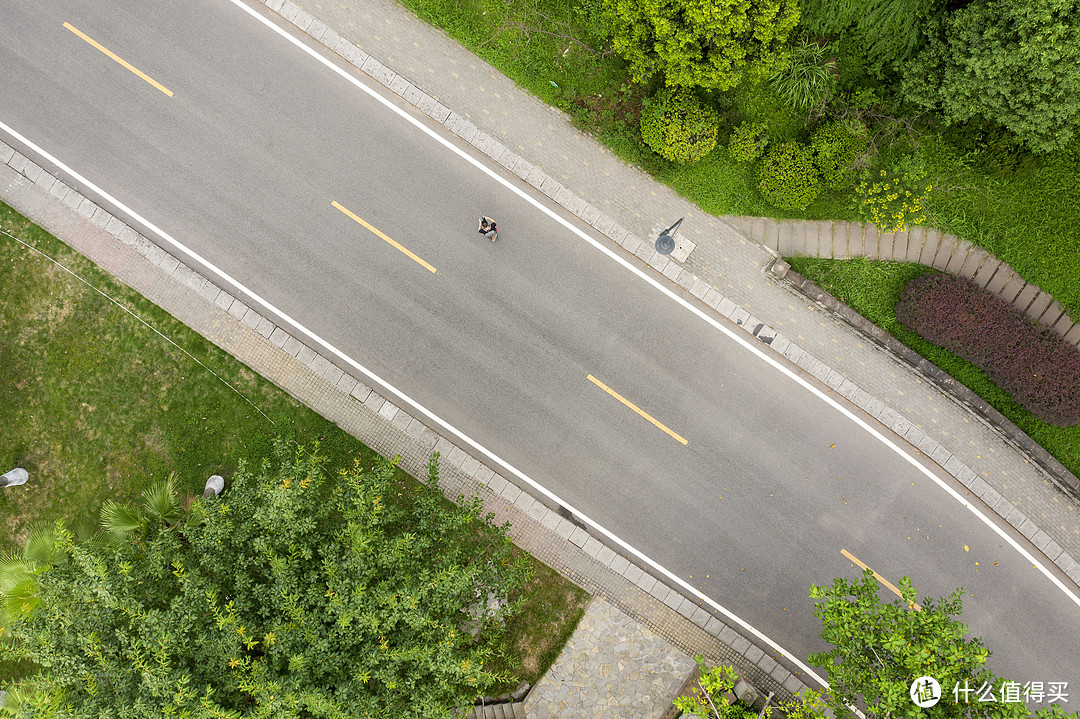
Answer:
[[786, 256, 1080, 477], [0, 200, 587, 690]]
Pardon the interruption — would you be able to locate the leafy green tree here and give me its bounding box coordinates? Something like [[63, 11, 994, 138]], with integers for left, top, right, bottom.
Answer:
[[809, 570, 1047, 719], [674, 658, 758, 719], [601, 0, 800, 90], [902, 0, 1080, 153], [798, 0, 941, 77], [0, 442, 532, 718], [640, 87, 720, 164], [756, 140, 822, 209]]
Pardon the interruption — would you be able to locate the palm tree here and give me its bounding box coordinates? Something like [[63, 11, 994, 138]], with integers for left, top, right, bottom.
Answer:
[[99, 473, 205, 542], [0, 523, 68, 625]]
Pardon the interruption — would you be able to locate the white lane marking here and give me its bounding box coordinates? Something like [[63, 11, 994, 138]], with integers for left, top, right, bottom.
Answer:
[[7, 0, 1077, 692]]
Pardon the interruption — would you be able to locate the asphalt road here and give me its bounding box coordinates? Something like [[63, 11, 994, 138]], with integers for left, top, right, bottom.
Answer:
[[2, 0, 1078, 691]]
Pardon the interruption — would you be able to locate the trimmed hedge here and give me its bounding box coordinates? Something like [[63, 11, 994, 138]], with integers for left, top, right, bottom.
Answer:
[[896, 274, 1080, 426], [640, 88, 719, 164]]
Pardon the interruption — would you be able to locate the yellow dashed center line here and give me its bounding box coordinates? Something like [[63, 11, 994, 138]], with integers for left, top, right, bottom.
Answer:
[[587, 374, 688, 446], [332, 201, 436, 273], [63, 22, 173, 97], [842, 548, 921, 610]]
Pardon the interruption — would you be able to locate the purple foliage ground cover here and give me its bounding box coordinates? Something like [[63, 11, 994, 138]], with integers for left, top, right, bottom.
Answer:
[[896, 274, 1080, 426]]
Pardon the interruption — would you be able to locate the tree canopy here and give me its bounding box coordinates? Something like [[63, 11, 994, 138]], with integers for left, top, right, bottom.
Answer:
[[0, 442, 532, 718], [600, 0, 800, 90], [902, 0, 1080, 153]]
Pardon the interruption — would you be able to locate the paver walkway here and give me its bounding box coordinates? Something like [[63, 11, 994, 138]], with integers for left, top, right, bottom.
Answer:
[[4, 0, 1080, 715], [720, 216, 1080, 346], [524, 597, 696, 719]]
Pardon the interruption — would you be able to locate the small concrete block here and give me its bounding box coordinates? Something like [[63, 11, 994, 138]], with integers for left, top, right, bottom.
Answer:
[[863, 396, 886, 420], [691, 607, 711, 629], [918, 230, 941, 265], [718, 626, 738, 647], [930, 445, 951, 466], [980, 486, 1003, 508], [944, 242, 971, 273], [582, 537, 603, 559], [501, 481, 522, 503], [784, 675, 805, 694], [1037, 300, 1065, 327], [662, 261, 682, 281], [744, 645, 765, 664], [335, 373, 358, 396], [730, 636, 751, 655], [553, 517, 575, 541], [756, 654, 778, 674], [967, 476, 989, 497], [1032, 529, 1052, 551], [1018, 518, 1039, 539], [943, 455, 965, 477], [1052, 312, 1074, 337], [76, 199, 98, 219], [876, 231, 896, 259], [863, 223, 880, 257], [64, 189, 86, 211], [390, 410, 412, 431], [622, 234, 643, 255], [717, 297, 737, 318], [525, 166, 547, 190], [984, 264, 1015, 295], [512, 490, 534, 514], [704, 288, 723, 309], [568, 526, 589, 548], [596, 545, 617, 566], [676, 598, 697, 620], [664, 590, 683, 611], [295, 345, 316, 366], [278, 1, 300, 21], [350, 381, 372, 403], [609, 554, 630, 575], [540, 508, 561, 530], [689, 277, 709, 299], [636, 573, 657, 594], [776, 221, 794, 256], [837, 379, 858, 400], [0, 141, 13, 163], [904, 226, 926, 262], [782, 343, 804, 364], [890, 229, 909, 261], [1065, 324, 1080, 347], [1012, 283, 1040, 311], [303, 18, 327, 39], [996, 274, 1027, 304], [1043, 539, 1063, 562], [145, 244, 167, 265], [460, 456, 482, 477], [705, 617, 725, 636], [971, 257, 1002, 287], [445, 444, 467, 467], [957, 466, 978, 487], [242, 307, 263, 330], [930, 238, 957, 270], [255, 317, 276, 339], [650, 582, 672, 603], [916, 434, 941, 456], [958, 247, 988, 279], [623, 563, 644, 584], [770, 334, 791, 356], [730, 307, 750, 327], [761, 218, 780, 251], [291, 10, 313, 31], [1024, 292, 1053, 322], [199, 281, 221, 304], [22, 160, 43, 183]]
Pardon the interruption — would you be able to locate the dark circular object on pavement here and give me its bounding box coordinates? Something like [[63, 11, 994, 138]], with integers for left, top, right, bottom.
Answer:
[[655, 233, 675, 255]]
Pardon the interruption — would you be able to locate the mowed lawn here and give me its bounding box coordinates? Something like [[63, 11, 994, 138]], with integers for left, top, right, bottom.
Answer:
[[0, 200, 587, 691]]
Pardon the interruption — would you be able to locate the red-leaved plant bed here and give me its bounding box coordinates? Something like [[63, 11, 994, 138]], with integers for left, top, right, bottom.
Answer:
[[896, 274, 1080, 426]]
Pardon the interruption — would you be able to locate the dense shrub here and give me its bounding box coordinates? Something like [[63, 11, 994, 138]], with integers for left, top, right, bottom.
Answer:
[[811, 120, 869, 187], [640, 88, 720, 164], [856, 166, 930, 233], [729, 121, 769, 162], [768, 40, 837, 111], [756, 141, 822, 209], [896, 274, 1080, 426]]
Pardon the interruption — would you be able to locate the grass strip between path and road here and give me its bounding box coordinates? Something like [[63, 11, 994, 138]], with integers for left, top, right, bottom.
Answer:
[[786, 256, 1079, 481], [0, 200, 588, 692]]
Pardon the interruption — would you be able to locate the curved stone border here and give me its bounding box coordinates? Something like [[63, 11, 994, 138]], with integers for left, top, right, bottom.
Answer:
[[723, 216, 1080, 348]]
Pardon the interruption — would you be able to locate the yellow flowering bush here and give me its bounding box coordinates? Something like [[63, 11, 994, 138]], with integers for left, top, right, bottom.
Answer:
[[856, 167, 931, 234]]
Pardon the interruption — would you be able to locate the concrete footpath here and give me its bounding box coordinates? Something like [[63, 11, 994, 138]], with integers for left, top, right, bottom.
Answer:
[[3, 0, 1080, 715]]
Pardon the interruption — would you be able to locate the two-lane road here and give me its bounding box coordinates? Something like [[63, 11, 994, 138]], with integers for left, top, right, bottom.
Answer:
[[2, 0, 1077, 690]]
